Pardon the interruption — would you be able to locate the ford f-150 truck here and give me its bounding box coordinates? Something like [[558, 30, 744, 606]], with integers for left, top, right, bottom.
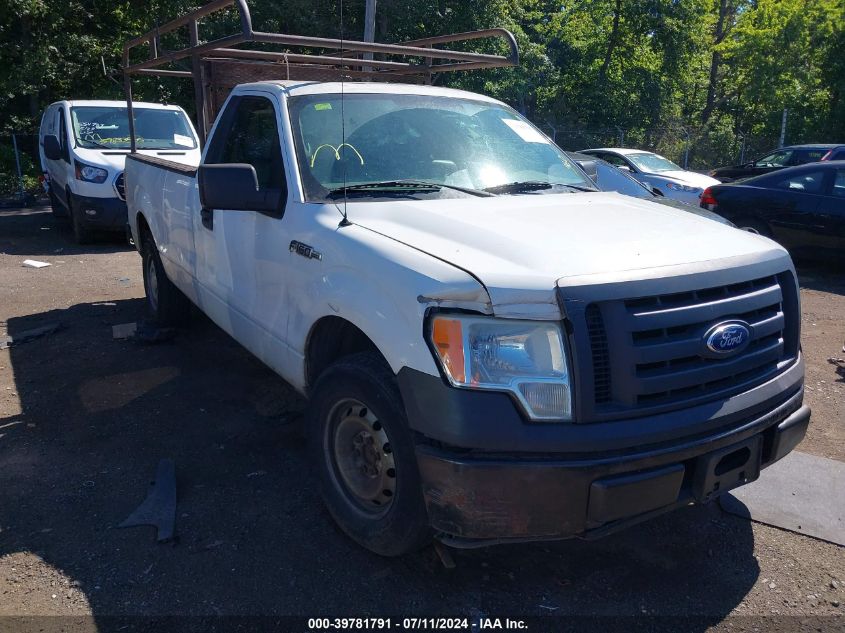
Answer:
[[126, 79, 809, 555]]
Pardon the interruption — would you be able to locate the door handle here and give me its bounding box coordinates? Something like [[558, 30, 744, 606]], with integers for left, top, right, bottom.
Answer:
[[200, 207, 213, 230]]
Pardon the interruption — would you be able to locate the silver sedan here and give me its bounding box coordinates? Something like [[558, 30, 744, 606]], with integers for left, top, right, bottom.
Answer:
[[579, 147, 721, 205]]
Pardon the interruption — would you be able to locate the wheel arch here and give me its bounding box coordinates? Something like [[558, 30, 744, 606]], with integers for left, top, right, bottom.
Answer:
[[305, 316, 388, 394], [135, 211, 152, 248]]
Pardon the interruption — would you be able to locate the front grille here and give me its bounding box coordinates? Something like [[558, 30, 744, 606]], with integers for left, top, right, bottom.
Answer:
[[579, 270, 799, 418], [114, 172, 126, 200], [585, 304, 611, 404]]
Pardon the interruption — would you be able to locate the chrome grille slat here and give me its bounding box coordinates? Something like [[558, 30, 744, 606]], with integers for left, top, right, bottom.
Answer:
[[624, 283, 782, 331]]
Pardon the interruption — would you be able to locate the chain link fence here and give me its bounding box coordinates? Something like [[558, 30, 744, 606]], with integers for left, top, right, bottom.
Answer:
[[0, 134, 42, 205], [541, 123, 780, 173]]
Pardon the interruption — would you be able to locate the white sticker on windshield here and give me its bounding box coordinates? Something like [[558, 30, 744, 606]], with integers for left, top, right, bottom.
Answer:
[[502, 119, 548, 144], [173, 133, 194, 147]]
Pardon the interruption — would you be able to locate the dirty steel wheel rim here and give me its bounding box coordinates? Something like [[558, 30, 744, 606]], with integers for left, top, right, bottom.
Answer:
[[326, 398, 396, 516], [146, 256, 159, 313]]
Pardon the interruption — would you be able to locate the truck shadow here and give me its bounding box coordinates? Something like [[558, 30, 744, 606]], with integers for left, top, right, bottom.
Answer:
[[0, 206, 132, 257], [0, 298, 759, 628]]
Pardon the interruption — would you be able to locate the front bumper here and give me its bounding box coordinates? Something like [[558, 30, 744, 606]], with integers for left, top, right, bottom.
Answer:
[[71, 194, 128, 230], [401, 367, 808, 544]]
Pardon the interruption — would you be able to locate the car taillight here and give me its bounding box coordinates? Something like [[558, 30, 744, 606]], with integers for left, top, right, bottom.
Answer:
[[700, 187, 717, 206]]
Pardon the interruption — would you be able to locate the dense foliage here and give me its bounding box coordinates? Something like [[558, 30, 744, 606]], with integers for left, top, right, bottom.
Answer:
[[1, 0, 843, 188]]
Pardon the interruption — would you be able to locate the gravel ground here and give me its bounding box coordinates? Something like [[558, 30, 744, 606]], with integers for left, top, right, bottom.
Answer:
[[0, 206, 843, 632]]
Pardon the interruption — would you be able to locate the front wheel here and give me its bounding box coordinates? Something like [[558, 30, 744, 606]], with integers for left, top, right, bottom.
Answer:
[[49, 187, 67, 219], [308, 352, 431, 556], [68, 194, 94, 244]]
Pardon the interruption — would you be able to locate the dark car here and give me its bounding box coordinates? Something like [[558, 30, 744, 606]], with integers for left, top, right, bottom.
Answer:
[[701, 161, 845, 260], [567, 152, 735, 225], [709, 144, 838, 182], [821, 145, 845, 161]]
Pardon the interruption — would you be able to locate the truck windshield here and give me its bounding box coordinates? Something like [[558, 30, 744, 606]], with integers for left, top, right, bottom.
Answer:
[[70, 106, 197, 150], [288, 93, 592, 201]]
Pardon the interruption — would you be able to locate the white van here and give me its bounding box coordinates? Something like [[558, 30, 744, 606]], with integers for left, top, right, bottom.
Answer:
[[39, 100, 200, 243]]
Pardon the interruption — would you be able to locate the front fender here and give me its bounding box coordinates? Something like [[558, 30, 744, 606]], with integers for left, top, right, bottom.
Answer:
[[287, 221, 491, 383]]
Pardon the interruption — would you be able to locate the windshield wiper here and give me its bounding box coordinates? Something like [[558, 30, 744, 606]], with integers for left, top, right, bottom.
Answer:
[[483, 180, 593, 194], [79, 139, 118, 150], [328, 179, 493, 198]]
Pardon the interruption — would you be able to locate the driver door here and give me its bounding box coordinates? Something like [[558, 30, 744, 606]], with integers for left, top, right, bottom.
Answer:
[[192, 93, 295, 374]]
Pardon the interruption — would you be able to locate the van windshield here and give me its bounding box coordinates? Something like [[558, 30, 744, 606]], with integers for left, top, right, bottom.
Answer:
[[70, 106, 197, 150], [288, 93, 592, 201]]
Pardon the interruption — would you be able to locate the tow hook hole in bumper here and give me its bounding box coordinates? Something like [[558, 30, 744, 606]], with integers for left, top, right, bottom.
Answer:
[[693, 436, 762, 503], [715, 447, 751, 476]]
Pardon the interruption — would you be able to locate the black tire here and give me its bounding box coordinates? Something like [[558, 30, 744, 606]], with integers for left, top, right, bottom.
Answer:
[[308, 352, 431, 556], [48, 188, 67, 219], [736, 217, 772, 237], [141, 233, 191, 326], [68, 194, 94, 244]]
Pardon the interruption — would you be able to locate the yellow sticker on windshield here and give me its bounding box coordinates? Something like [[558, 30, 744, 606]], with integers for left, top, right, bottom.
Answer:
[[314, 103, 333, 111]]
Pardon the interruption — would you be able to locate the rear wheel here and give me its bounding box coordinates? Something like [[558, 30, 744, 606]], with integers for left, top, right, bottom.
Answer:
[[308, 352, 430, 556], [141, 234, 190, 326]]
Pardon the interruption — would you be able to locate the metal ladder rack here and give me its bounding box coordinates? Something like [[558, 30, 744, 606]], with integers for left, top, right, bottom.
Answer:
[[122, 0, 519, 146]]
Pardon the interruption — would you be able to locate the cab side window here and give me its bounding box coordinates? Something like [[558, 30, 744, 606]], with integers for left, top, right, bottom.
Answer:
[[208, 96, 285, 191]]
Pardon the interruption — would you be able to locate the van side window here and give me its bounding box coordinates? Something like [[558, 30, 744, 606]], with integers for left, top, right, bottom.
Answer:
[[207, 96, 285, 191]]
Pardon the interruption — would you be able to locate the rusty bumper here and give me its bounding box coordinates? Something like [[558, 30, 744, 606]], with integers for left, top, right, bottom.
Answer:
[[415, 396, 809, 545]]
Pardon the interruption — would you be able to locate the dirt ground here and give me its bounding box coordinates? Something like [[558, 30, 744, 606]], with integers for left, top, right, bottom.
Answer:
[[0, 206, 843, 632]]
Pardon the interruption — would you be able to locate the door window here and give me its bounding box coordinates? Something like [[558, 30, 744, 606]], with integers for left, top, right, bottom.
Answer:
[[773, 170, 825, 194], [831, 170, 845, 198], [601, 153, 629, 168], [208, 96, 285, 191], [793, 149, 827, 165]]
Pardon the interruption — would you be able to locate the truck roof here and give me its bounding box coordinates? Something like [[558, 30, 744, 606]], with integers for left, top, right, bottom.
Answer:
[[239, 80, 504, 104], [48, 100, 185, 110]]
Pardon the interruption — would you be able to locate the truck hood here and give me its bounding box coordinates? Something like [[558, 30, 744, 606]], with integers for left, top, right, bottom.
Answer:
[[345, 191, 787, 319]]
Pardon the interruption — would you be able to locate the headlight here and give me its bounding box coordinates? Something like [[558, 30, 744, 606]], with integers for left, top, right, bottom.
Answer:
[[428, 314, 572, 421], [74, 160, 108, 183], [664, 182, 700, 193]]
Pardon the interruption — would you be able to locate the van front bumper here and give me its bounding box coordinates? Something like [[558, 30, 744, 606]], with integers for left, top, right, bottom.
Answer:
[[399, 365, 808, 544], [71, 194, 128, 231]]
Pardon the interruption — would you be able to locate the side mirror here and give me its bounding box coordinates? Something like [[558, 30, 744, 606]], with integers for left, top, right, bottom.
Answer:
[[617, 164, 632, 172], [43, 135, 62, 161], [198, 163, 283, 214]]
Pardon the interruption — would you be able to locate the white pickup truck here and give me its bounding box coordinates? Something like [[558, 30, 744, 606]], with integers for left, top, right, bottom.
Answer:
[[126, 80, 809, 555]]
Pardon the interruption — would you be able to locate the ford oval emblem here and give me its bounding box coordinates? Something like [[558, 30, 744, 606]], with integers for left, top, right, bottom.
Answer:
[[703, 321, 751, 356]]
